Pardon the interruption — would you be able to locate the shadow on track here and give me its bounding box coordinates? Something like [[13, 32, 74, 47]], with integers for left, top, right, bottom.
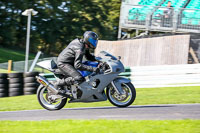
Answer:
[[64, 105, 174, 111]]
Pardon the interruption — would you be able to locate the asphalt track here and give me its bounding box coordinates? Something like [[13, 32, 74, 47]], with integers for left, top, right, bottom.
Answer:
[[0, 104, 199, 121]]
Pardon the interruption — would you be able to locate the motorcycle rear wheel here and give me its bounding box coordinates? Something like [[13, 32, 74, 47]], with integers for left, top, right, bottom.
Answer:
[[37, 85, 67, 111], [106, 82, 136, 107]]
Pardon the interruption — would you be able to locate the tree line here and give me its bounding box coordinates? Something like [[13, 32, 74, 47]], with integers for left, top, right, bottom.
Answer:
[[0, 0, 121, 56]]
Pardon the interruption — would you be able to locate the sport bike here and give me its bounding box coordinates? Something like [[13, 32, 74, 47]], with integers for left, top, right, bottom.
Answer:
[[36, 51, 136, 110]]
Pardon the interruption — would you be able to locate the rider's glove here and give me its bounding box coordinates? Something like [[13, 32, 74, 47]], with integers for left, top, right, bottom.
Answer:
[[98, 62, 104, 69], [93, 67, 100, 74]]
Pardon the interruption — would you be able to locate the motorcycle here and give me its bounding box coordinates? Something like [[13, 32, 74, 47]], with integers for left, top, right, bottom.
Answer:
[[36, 51, 136, 110]]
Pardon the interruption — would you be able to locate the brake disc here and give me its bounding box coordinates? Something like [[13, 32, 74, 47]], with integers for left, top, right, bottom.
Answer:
[[112, 87, 129, 101]]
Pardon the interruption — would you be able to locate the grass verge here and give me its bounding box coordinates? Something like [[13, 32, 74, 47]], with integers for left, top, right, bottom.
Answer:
[[0, 86, 199, 111], [0, 120, 200, 133], [0, 47, 35, 63], [0, 69, 10, 73]]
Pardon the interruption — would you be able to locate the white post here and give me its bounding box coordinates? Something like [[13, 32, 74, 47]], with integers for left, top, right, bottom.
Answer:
[[29, 51, 42, 72], [22, 9, 38, 72], [24, 11, 31, 72]]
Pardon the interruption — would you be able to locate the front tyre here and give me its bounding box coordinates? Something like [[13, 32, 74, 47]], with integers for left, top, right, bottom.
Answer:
[[106, 82, 136, 107], [37, 85, 67, 111]]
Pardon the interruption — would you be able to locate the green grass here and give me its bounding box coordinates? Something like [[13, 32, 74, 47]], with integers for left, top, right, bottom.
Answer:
[[0, 67, 50, 73], [0, 69, 17, 73], [0, 69, 10, 73], [0, 86, 200, 111], [0, 47, 35, 63], [0, 120, 200, 133], [135, 86, 200, 105]]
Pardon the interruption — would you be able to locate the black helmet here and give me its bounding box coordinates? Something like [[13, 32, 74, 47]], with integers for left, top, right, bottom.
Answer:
[[83, 31, 98, 49]]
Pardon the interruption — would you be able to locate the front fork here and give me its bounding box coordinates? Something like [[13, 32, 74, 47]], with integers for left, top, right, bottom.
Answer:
[[111, 81, 124, 95]]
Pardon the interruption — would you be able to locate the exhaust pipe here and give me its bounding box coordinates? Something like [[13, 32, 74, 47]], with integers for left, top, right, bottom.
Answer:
[[36, 76, 58, 95]]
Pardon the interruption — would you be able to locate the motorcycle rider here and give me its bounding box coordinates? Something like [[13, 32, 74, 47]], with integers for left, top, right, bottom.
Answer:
[[55, 31, 100, 89]]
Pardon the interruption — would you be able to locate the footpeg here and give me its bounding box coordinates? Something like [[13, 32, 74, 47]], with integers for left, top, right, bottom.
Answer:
[[58, 89, 66, 95]]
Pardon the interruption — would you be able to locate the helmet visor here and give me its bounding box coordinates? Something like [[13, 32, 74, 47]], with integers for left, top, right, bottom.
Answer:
[[88, 38, 98, 48]]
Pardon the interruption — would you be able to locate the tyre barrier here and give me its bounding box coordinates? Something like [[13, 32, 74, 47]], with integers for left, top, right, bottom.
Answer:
[[0, 73, 8, 97], [23, 72, 39, 95], [8, 73, 23, 97], [0, 72, 39, 98]]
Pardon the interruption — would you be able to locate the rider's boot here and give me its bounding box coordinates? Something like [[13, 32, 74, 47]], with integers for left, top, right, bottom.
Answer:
[[54, 77, 75, 94]]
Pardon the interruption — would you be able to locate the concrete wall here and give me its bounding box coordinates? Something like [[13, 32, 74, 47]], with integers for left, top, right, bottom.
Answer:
[[95, 35, 190, 67]]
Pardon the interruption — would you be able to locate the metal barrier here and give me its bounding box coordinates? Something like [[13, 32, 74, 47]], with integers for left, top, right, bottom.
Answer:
[[40, 64, 200, 88], [151, 7, 174, 29], [178, 8, 200, 31], [123, 64, 200, 88], [119, 4, 200, 35]]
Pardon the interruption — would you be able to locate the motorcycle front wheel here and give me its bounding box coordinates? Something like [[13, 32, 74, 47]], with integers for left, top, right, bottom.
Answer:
[[106, 82, 136, 107], [37, 85, 67, 111]]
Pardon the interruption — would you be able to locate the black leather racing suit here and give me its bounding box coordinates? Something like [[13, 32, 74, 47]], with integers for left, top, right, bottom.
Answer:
[[57, 38, 96, 84]]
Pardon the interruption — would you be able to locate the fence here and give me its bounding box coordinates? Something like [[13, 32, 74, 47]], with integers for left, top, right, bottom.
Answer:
[[0, 57, 57, 72], [119, 4, 200, 35]]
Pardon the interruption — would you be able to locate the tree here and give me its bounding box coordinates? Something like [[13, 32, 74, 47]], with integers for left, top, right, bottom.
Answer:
[[0, 0, 121, 56]]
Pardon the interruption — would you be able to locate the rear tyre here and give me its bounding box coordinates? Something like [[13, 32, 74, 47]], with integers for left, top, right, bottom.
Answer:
[[37, 85, 67, 111], [106, 82, 136, 107]]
